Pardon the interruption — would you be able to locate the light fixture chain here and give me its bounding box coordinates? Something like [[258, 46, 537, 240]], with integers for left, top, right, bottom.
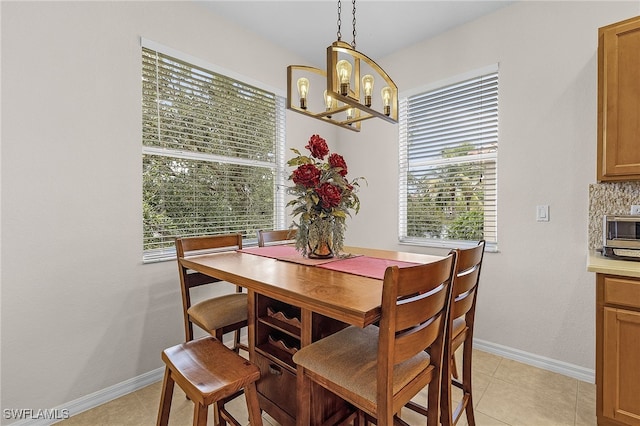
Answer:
[[336, 0, 342, 41], [351, 0, 357, 49]]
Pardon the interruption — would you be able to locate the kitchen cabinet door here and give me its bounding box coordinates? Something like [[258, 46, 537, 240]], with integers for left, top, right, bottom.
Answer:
[[602, 306, 640, 425], [597, 16, 640, 182]]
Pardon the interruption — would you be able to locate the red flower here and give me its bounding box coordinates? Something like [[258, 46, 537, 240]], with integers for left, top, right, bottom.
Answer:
[[305, 134, 329, 160], [328, 153, 348, 176], [316, 183, 342, 209], [292, 164, 321, 188]]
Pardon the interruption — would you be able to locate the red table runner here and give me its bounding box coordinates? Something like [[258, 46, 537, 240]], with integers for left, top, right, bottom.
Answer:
[[238, 246, 340, 265], [238, 246, 420, 280]]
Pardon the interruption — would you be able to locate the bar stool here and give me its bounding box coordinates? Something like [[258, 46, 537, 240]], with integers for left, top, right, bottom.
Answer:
[[157, 336, 263, 426], [293, 253, 457, 426], [175, 234, 248, 352], [405, 240, 486, 426]]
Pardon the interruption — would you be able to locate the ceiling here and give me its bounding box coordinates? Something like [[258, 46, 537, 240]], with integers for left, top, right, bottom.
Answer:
[[200, 1, 515, 68]]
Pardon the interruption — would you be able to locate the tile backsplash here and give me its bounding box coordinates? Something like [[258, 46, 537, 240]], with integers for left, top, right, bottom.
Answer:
[[589, 181, 640, 249]]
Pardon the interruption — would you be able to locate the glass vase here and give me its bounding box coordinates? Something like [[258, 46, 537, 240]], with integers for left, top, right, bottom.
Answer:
[[307, 218, 334, 259]]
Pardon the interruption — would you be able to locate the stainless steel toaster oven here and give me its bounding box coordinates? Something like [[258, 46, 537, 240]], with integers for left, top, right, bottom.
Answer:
[[602, 215, 640, 261]]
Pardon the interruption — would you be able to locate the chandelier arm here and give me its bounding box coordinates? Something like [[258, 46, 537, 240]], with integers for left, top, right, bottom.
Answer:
[[351, 0, 357, 49]]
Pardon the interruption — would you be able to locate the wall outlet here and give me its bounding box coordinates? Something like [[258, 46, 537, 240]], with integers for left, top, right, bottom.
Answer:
[[631, 205, 640, 215]]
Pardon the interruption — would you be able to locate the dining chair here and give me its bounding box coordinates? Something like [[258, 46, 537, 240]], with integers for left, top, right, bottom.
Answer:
[[175, 234, 248, 352], [292, 252, 457, 426], [405, 240, 486, 426], [156, 336, 263, 426], [257, 229, 297, 247]]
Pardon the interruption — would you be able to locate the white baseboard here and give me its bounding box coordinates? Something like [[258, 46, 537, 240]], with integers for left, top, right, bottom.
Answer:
[[473, 338, 595, 384], [5, 368, 165, 426]]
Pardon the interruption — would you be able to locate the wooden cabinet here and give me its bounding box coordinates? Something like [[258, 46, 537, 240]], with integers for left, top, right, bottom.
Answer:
[[251, 293, 351, 426], [597, 16, 640, 182], [596, 274, 640, 425]]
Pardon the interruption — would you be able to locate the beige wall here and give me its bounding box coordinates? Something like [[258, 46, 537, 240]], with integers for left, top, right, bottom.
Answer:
[[2, 0, 640, 422]]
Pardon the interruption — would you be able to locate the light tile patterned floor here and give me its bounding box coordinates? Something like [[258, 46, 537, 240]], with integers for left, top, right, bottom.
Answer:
[[59, 349, 596, 425]]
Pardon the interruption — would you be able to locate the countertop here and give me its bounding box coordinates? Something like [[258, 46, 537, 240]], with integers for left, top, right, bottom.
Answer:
[[587, 250, 640, 278]]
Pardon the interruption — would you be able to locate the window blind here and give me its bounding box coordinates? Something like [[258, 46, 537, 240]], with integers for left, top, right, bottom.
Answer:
[[142, 47, 286, 261], [399, 69, 498, 249]]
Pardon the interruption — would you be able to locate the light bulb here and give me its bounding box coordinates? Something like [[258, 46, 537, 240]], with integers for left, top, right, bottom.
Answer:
[[297, 78, 309, 110], [381, 86, 392, 116], [346, 107, 354, 120], [362, 75, 374, 107], [323, 90, 335, 119], [336, 60, 352, 95]]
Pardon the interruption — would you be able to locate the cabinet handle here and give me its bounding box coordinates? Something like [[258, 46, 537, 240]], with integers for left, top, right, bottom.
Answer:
[[268, 364, 282, 376]]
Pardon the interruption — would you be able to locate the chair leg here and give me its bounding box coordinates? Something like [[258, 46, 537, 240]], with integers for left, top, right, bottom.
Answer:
[[451, 355, 459, 380], [156, 368, 175, 426], [193, 401, 208, 426], [244, 382, 263, 426], [186, 320, 194, 342], [462, 339, 475, 426], [440, 368, 454, 426], [234, 328, 242, 353], [215, 328, 224, 342], [427, 367, 442, 426], [465, 400, 476, 426], [214, 401, 223, 426]]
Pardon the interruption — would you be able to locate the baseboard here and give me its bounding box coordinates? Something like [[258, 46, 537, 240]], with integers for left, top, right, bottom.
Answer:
[[5, 368, 165, 426], [473, 338, 595, 384]]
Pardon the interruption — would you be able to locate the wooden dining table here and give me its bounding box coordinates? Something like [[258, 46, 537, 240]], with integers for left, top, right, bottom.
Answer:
[[179, 245, 444, 426]]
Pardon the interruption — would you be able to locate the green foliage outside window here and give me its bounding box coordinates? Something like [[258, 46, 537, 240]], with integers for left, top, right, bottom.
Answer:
[[141, 47, 283, 255], [406, 142, 486, 241]]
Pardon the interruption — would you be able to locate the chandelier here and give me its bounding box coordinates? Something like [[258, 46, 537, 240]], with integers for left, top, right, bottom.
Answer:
[[286, 0, 398, 132]]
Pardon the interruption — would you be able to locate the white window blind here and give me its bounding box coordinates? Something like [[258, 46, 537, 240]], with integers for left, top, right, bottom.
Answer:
[[142, 46, 286, 261], [399, 68, 498, 250]]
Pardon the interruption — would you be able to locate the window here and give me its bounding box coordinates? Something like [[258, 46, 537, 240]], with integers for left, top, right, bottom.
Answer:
[[142, 41, 286, 261], [399, 66, 498, 250]]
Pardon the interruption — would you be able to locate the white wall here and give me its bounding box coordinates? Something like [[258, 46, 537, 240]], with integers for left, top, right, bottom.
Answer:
[[2, 0, 639, 421], [339, 0, 640, 374]]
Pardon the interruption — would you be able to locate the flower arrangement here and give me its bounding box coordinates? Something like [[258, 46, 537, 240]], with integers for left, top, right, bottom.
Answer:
[[287, 134, 364, 258]]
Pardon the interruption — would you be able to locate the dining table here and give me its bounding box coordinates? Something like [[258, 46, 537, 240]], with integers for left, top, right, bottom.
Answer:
[[178, 244, 444, 426]]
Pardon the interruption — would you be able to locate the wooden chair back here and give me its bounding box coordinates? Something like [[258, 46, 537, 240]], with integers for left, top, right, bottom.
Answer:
[[450, 240, 485, 345], [257, 229, 297, 246], [174, 234, 243, 341], [376, 252, 457, 423]]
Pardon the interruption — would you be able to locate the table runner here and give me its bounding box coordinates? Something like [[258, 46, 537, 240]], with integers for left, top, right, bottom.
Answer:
[[238, 246, 342, 266], [238, 246, 420, 280], [316, 255, 420, 279]]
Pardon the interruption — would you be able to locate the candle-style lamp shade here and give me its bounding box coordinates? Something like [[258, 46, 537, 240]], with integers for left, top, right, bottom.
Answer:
[[336, 60, 352, 96], [381, 86, 392, 116], [362, 74, 374, 107], [297, 78, 309, 110]]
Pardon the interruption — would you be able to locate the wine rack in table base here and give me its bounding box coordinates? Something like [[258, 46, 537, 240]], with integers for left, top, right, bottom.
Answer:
[[253, 293, 353, 426]]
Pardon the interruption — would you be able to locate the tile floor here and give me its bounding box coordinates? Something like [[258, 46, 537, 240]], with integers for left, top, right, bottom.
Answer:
[[59, 349, 596, 426]]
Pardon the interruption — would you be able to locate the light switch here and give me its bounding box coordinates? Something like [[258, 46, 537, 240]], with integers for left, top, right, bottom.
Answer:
[[536, 205, 549, 222]]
